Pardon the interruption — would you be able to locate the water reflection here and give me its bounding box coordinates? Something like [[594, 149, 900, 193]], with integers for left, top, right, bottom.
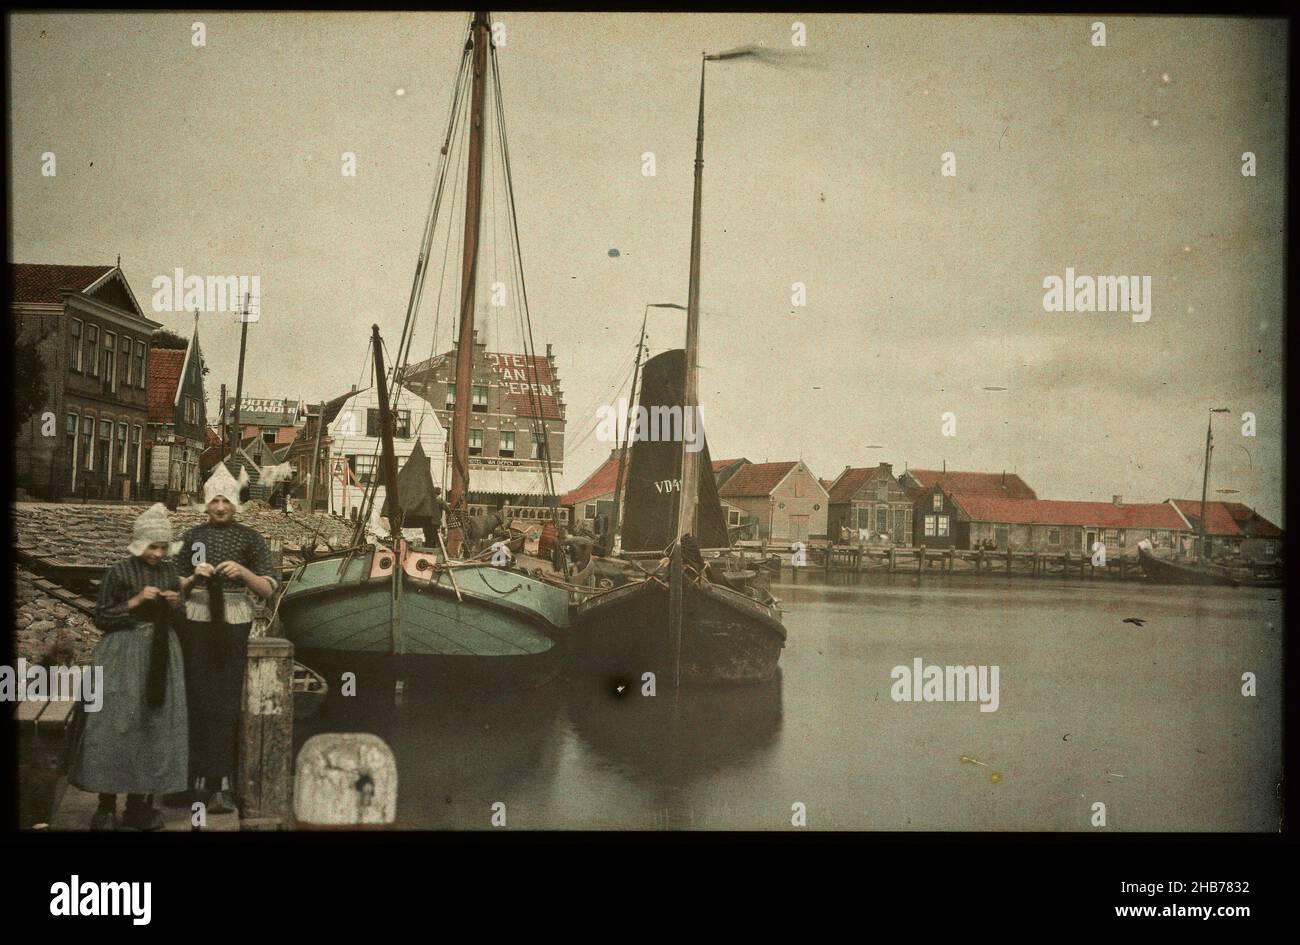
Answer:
[[561, 670, 784, 785], [295, 673, 566, 828]]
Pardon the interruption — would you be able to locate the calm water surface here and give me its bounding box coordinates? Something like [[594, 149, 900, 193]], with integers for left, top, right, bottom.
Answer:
[[294, 573, 1282, 831]]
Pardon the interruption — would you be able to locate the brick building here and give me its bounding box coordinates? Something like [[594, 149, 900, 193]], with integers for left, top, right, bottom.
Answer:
[[145, 320, 208, 499], [400, 331, 566, 518], [12, 263, 160, 500], [827, 462, 914, 545]]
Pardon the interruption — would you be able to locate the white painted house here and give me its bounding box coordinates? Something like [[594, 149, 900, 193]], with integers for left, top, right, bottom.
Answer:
[[328, 385, 449, 540]]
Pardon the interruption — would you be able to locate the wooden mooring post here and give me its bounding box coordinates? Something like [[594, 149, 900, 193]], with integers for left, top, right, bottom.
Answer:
[[294, 733, 398, 827], [238, 635, 294, 828]]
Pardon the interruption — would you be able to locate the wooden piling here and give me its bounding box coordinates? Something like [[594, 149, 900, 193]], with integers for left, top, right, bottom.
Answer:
[[888, 547, 896, 572], [238, 635, 294, 827], [918, 547, 926, 573]]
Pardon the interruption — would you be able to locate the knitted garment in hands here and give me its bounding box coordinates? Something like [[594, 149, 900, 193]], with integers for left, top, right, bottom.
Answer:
[[94, 557, 181, 707], [140, 599, 172, 708], [176, 522, 277, 623]]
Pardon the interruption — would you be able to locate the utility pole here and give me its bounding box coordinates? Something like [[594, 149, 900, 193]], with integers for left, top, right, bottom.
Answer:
[[231, 292, 252, 462]]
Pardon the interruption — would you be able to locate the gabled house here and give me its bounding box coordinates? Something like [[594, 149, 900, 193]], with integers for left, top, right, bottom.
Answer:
[[224, 436, 280, 503], [900, 468, 1039, 548], [11, 262, 160, 500], [718, 460, 827, 542], [325, 384, 450, 529], [145, 319, 207, 498], [711, 457, 750, 492], [827, 462, 914, 545], [1166, 499, 1282, 561], [560, 450, 621, 528]]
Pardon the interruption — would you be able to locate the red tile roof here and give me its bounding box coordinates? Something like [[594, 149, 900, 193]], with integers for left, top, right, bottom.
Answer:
[[10, 263, 115, 305], [1222, 503, 1283, 538], [146, 348, 186, 423], [719, 461, 798, 498], [952, 494, 1189, 530], [561, 454, 621, 506], [907, 469, 1037, 500], [1169, 500, 1246, 538], [827, 466, 875, 504]]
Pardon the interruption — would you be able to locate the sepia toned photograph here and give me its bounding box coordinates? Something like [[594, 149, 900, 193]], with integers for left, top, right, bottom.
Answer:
[[7, 7, 1285, 864]]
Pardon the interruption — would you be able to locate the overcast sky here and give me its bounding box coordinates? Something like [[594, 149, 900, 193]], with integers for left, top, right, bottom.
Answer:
[[9, 13, 1286, 523]]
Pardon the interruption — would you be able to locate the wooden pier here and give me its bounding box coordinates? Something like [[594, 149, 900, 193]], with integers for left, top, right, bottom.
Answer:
[[29, 621, 297, 832], [787, 544, 1142, 580]]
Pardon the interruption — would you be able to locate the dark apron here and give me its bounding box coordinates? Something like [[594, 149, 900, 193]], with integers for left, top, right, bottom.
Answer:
[[175, 618, 250, 784]]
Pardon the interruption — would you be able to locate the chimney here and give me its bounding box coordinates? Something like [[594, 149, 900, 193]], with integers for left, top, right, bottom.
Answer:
[[1112, 495, 1122, 506], [546, 343, 553, 358]]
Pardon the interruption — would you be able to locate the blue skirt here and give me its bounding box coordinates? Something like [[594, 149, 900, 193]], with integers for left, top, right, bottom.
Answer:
[[68, 623, 189, 796]]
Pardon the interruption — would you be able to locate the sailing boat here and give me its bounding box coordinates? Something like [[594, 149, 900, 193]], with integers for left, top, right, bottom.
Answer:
[[572, 54, 787, 684], [275, 12, 572, 682], [1138, 408, 1237, 586]]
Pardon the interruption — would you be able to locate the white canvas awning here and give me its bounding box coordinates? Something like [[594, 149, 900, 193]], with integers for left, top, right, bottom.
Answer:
[[453, 466, 554, 497]]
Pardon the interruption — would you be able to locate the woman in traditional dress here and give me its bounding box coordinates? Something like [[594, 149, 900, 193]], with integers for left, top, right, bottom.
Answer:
[[68, 503, 190, 831], [175, 464, 277, 813]]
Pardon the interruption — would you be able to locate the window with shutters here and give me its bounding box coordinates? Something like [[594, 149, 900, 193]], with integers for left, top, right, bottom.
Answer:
[[104, 333, 117, 391], [98, 420, 112, 472], [81, 418, 94, 470], [86, 325, 99, 376], [69, 320, 83, 371], [67, 414, 79, 477]]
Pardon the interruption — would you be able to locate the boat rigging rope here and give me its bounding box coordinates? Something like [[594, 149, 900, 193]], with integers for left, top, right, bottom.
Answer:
[[488, 42, 567, 558]]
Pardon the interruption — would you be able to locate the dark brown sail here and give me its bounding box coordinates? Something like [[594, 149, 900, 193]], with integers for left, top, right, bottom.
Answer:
[[620, 348, 730, 552], [380, 439, 438, 527]]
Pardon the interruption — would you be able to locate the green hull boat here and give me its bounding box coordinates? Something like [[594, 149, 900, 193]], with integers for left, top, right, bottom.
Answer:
[[277, 545, 572, 684]]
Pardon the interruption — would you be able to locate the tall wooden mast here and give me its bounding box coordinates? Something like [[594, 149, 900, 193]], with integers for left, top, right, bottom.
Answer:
[[675, 55, 707, 542], [447, 10, 490, 554]]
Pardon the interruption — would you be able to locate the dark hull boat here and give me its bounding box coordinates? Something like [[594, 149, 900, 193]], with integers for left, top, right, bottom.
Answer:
[[1137, 546, 1237, 587], [574, 574, 785, 683], [574, 350, 786, 684]]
